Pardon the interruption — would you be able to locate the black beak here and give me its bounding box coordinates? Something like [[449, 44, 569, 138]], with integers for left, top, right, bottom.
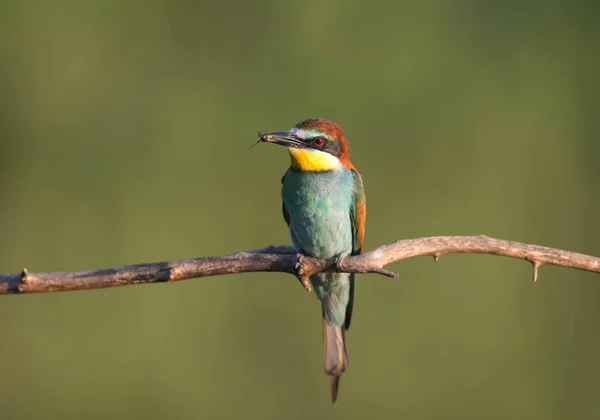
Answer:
[[260, 132, 305, 148]]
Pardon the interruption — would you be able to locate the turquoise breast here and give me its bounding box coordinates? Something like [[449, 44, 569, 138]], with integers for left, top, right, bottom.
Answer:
[[282, 169, 354, 259]]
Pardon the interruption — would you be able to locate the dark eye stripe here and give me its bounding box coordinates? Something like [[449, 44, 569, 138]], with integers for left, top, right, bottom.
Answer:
[[303, 134, 342, 158]]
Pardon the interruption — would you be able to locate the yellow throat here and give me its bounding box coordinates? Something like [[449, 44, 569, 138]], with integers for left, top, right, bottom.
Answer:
[[288, 148, 342, 171]]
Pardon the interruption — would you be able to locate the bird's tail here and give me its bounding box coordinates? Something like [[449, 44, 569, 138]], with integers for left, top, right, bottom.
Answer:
[[322, 307, 349, 404]]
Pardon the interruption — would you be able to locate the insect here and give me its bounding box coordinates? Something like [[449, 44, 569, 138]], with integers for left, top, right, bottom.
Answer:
[[249, 129, 268, 148]]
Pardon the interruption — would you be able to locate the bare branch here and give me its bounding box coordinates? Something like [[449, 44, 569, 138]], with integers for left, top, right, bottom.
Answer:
[[1, 235, 599, 294]]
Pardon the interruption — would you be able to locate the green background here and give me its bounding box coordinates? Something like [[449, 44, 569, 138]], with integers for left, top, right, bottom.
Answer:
[[1, 1, 599, 419]]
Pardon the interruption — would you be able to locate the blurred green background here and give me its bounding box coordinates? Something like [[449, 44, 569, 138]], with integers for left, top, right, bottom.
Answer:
[[1, 1, 599, 419]]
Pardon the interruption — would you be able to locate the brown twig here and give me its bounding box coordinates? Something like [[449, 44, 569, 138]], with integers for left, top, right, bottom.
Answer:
[[1, 235, 598, 294]]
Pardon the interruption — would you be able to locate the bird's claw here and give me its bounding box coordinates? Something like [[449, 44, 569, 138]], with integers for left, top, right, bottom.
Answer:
[[334, 253, 347, 271], [294, 253, 305, 275], [294, 253, 312, 292]]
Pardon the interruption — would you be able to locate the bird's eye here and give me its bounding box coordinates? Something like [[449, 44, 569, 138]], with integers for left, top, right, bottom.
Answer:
[[313, 137, 325, 147]]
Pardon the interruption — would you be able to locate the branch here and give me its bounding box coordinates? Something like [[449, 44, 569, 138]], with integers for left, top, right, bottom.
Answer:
[[1, 235, 599, 294]]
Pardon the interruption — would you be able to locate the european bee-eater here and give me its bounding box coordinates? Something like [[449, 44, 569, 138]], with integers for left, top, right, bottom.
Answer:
[[259, 118, 366, 404]]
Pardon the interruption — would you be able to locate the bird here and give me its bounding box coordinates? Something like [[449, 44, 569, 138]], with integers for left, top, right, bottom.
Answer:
[[258, 118, 366, 404]]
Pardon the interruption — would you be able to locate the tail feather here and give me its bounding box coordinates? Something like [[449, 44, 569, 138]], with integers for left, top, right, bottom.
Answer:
[[322, 310, 349, 404], [330, 375, 341, 406]]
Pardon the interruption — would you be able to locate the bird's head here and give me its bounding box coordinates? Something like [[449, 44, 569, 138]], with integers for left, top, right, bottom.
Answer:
[[259, 118, 352, 171]]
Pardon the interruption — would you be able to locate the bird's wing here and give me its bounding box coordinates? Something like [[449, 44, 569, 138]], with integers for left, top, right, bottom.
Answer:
[[281, 169, 290, 226], [349, 169, 366, 256], [345, 168, 366, 330]]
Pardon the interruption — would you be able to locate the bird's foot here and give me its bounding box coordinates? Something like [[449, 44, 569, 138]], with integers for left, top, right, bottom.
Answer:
[[294, 253, 312, 292], [334, 252, 347, 271]]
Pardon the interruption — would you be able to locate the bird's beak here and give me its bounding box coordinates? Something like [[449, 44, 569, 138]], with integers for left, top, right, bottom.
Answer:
[[260, 132, 305, 148]]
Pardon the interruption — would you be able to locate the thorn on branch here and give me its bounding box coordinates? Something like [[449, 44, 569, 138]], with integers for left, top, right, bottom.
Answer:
[[17, 268, 31, 293], [532, 261, 541, 283], [21, 268, 30, 283], [433, 254, 440, 262]]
